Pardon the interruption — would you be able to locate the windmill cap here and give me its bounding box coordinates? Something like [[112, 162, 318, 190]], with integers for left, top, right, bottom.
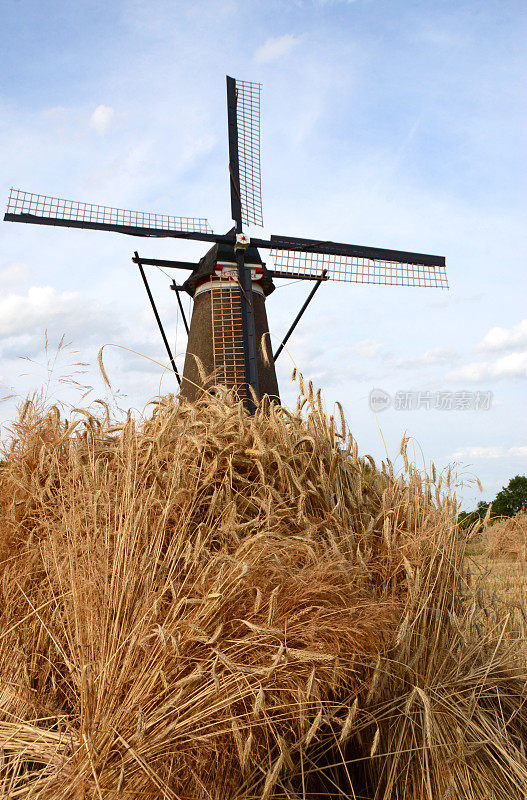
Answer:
[[182, 242, 275, 297]]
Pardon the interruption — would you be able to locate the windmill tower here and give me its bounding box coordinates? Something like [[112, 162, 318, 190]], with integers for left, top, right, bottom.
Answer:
[[178, 240, 279, 403], [4, 77, 448, 413]]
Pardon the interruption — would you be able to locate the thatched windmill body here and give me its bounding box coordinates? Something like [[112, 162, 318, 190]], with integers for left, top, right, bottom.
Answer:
[[4, 77, 448, 412]]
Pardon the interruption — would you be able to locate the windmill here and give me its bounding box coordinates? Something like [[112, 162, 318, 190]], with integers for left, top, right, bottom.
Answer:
[[4, 76, 447, 413]]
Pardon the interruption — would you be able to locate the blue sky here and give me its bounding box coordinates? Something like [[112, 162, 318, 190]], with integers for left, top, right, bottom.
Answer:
[[1, 0, 526, 508]]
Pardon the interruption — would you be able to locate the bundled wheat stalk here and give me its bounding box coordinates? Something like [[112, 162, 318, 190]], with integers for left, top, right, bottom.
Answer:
[[0, 381, 526, 799], [487, 511, 527, 562]]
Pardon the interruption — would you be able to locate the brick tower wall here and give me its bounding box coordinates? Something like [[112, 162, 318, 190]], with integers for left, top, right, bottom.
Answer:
[[180, 281, 279, 404]]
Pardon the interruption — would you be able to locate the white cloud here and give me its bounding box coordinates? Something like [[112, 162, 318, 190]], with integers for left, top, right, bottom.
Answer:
[[452, 445, 527, 461], [0, 286, 78, 338], [478, 318, 527, 352], [89, 105, 116, 133], [0, 263, 30, 287], [254, 34, 300, 64], [413, 25, 467, 49], [395, 347, 458, 369], [427, 292, 483, 309], [448, 351, 527, 382], [0, 286, 120, 344], [348, 338, 383, 358]]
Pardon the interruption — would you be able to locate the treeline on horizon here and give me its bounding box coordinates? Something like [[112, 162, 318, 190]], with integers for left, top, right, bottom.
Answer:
[[459, 474, 527, 528]]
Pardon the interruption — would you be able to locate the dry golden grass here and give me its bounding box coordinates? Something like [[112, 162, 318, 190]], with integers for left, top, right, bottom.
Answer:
[[0, 379, 526, 799], [469, 514, 527, 670], [472, 558, 527, 605]]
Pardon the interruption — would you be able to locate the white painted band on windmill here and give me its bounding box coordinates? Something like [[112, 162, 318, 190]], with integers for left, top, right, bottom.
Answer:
[[214, 260, 264, 281], [194, 279, 265, 299]]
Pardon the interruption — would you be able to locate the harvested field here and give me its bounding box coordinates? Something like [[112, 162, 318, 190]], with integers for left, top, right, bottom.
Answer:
[[0, 381, 526, 799]]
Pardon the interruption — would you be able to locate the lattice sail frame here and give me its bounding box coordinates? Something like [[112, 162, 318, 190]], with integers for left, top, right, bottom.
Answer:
[[6, 189, 212, 234], [269, 249, 449, 288], [234, 80, 263, 228]]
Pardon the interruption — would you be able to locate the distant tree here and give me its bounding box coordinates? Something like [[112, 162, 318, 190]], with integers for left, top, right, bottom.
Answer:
[[458, 476, 527, 528], [458, 500, 490, 529], [492, 475, 527, 518]]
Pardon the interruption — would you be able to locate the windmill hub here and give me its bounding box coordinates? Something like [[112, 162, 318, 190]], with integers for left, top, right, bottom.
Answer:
[[4, 75, 448, 415], [234, 232, 250, 250]]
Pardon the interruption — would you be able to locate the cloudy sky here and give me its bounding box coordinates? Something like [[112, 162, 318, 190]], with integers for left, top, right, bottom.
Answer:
[[1, 0, 525, 508]]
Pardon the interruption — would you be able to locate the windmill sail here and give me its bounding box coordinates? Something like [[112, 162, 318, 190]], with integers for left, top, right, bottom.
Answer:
[[268, 248, 448, 288], [226, 78, 263, 228], [266, 233, 447, 288], [4, 189, 212, 236]]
